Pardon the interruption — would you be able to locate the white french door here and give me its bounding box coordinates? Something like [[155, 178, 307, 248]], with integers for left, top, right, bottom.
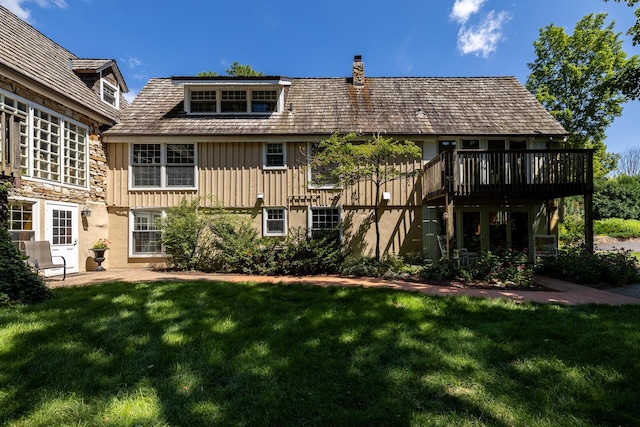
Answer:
[[44, 202, 79, 275]]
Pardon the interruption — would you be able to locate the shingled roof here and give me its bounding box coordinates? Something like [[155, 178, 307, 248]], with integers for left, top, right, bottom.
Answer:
[[0, 5, 124, 124], [105, 75, 566, 138]]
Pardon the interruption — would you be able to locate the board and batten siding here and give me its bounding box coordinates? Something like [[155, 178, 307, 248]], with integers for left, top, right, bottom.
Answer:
[[106, 141, 423, 209]]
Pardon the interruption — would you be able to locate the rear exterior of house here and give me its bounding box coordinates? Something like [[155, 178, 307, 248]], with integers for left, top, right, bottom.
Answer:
[[103, 56, 593, 269], [0, 5, 128, 274]]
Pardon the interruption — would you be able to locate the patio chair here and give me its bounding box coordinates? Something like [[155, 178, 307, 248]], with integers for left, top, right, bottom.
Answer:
[[23, 240, 66, 280], [437, 235, 468, 265], [534, 234, 558, 264]]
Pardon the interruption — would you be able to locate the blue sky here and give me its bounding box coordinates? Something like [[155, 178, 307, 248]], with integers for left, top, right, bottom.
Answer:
[[2, 0, 638, 154]]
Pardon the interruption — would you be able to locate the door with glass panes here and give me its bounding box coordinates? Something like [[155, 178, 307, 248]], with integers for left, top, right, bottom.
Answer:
[[45, 202, 78, 275]]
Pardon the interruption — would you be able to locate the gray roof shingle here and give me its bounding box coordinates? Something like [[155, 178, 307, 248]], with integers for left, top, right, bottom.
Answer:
[[0, 5, 124, 124], [106, 76, 566, 138]]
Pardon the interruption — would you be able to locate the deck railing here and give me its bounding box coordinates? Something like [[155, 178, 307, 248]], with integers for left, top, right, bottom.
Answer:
[[423, 149, 594, 200]]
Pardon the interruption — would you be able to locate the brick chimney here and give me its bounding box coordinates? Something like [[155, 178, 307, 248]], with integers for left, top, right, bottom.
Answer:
[[352, 55, 364, 87]]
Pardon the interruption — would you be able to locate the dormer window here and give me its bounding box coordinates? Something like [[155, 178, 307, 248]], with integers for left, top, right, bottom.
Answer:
[[101, 79, 119, 109], [177, 77, 291, 115]]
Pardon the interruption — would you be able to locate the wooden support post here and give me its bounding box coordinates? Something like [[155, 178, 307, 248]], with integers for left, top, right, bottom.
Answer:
[[584, 192, 594, 253], [445, 193, 454, 260]]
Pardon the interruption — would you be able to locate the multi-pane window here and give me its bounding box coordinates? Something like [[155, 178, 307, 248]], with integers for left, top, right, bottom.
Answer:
[[264, 208, 287, 236], [1, 90, 88, 187], [251, 90, 278, 112], [264, 143, 285, 168], [132, 211, 163, 255], [132, 144, 161, 187], [190, 90, 216, 113], [186, 88, 280, 114], [221, 90, 247, 112], [8, 201, 35, 249], [310, 207, 341, 241], [52, 209, 73, 245], [101, 79, 119, 108], [131, 143, 195, 189], [64, 122, 87, 186], [33, 109, 61, 181], [0, 95, 28, 175]]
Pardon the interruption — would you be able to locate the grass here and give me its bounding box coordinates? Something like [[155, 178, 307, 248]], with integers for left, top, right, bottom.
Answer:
[[1, 280, 639, 426]]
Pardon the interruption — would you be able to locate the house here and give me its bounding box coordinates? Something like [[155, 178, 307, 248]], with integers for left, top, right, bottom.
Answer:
[[103, 55, 593, 268], [0, 5, 128, 274]]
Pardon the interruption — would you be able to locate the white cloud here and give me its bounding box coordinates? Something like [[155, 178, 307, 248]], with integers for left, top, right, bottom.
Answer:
[[123, 89, 139, 104], [450, 0, 486, 24], [0, 0, 67, 22], [457, 10, 510, 57]]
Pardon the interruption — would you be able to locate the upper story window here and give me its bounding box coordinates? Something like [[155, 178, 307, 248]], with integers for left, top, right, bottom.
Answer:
[[131, 143, 196, 189], [308, 142, 338, 189], [264, 143, 286, 169], [178, 78, 291, 115], [101, 79, 120, 109], [1, 90, 88, 188]]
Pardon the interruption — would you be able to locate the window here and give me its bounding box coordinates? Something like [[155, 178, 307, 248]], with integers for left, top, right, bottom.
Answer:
[[131, 143, 195, 189], [221, 90, 247, 112], [308, 143, 338, 188], [52, 208, 73, 245], [264, 208, 287, 236], [8, 201, 35, 249], [101, 79, 119, 108], [185, 86, 281, 114], [1, 90, 88, 187], [190, 90, 216, 113], [310, 207, 341, 241], [131, 210, 163, 255], [461, 139, 480, 149], [252, 90, 278, 112], [264, 143, 285, 168]]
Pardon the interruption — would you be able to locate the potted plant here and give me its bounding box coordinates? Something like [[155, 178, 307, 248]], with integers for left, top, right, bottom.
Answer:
[[90, 238, 110, 271]]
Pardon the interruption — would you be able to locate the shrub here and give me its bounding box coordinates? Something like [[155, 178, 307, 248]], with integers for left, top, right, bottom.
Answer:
[[0, 226, 51, 305], [535, 245, 640, 286], [208, 213, 265, 274], [161, 199, 215, 271], [594, 218, 640, 237], [340, 254, 422, 278], [277, 227, 343, 276]]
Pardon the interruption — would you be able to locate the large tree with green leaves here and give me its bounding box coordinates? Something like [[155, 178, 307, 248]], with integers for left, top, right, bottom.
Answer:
[[310, 133, 422, 262], [526, 13, 639, 177], [604, 0, 640, 98], [197, 62, 265, 77]]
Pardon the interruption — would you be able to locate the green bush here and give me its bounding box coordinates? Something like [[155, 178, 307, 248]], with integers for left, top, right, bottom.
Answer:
[[208, 213, 266, 274], [421, 249, 533, 287], [277, 227, 343, 276], [161, 199, 216, 271], [559, 214, 586, 243], [535, 245, 640, 286], [0, 226, 51, 305], [594, 218, 640, 237], [339, 254, 422, 278]]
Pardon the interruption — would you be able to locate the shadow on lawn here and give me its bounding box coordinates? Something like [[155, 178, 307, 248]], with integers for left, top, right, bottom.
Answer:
[[1, 280, 639, 426]]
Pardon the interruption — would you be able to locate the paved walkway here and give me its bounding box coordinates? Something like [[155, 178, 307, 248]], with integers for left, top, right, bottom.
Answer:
[[49, 268, 640, 306]]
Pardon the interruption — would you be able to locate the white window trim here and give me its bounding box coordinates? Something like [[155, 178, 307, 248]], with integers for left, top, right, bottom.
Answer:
[[263, 142, 287, 170], [184, 85, 284, 115], [308, 206, 343, 240], [8, 197, 40, 244], [307, 142, 338, 189], [129, 209, 165, 258], [263, 207, 288, 237], [101, 78, 120, 109], [128, 143, 198, 191], [1, 89, 90, 190]]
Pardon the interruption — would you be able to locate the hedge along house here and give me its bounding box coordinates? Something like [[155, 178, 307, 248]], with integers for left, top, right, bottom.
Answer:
[[102, 56, 593, 268], [0, 5, 129, 275]]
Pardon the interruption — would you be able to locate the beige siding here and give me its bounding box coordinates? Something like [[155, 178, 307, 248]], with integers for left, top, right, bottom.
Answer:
[[107, 141, 422, 209]]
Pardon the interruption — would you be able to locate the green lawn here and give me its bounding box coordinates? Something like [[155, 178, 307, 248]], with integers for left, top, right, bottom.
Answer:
[[1, 280, 639, 426]]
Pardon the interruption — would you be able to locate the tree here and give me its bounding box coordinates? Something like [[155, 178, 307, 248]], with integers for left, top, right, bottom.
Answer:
[[197, 62, 264, 77], [309, 133, 422, 262], [617, 146, 640, 176], [593, 174, 640, 219], [604, 0, 640, 98], [526, 13, 640, 177]]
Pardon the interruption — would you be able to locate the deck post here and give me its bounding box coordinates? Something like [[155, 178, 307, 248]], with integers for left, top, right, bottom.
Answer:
[[584, 192, 594, 253]]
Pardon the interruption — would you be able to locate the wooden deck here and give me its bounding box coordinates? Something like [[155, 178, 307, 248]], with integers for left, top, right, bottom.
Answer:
[[423, 149, 594, 202]]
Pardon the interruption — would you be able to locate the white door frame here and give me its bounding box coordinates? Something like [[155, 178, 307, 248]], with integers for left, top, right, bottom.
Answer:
[[44, 201, 79, 275]]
